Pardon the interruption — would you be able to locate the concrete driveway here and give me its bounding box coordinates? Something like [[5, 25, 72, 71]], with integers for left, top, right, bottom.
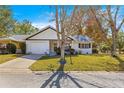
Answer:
[[0, 54, 42, 73], [0, 71, 124, 88]]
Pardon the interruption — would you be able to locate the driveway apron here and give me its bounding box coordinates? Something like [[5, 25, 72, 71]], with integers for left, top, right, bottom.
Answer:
[[0, 54, 42, 73]]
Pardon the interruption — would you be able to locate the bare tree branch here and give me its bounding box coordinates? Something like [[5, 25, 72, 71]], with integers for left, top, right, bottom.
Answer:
[[107, 6, 117, 32], [117, 18, 124, 31], [100, 12, 110, 22], [114, 6, 120, 26], [107, 6, 113, 22]]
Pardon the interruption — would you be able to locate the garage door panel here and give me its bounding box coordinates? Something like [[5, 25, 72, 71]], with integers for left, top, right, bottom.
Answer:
[[28, 41, 49, 54]]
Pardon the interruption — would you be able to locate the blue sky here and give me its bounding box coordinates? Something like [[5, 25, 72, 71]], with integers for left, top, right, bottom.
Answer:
[[11, 5, 56, 28], [10, 5, 124, 30]]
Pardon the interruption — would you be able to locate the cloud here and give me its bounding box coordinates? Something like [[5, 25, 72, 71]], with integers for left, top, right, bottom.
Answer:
[[32, 11, 56, 29], [48, 12, 55, 17], [32, 21, 55, 29]]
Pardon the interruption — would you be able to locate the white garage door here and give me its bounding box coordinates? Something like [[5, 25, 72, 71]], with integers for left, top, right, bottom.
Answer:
[[29, 41, 49, 54]]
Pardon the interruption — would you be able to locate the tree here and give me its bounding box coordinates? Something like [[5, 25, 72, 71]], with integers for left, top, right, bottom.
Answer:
[[89, 6, 124, 57], [117, 31, 124, 54], [85, 20, 109, 45], [13, 20, 38, 35], [55, 6, 85, 63], [0, 6, 15, 36]]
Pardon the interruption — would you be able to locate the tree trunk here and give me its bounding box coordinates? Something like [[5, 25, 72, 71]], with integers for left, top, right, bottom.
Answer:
[[61, 41, 65, 60], [60, 27, 65, 61], [55, 5, 61, 48], [59, 6, 66, 62], [111, 31, 117, 57]]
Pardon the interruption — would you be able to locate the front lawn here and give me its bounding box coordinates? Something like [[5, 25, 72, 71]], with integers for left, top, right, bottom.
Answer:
[[0, 54, 23, 64], [29, 54, 124, 71]]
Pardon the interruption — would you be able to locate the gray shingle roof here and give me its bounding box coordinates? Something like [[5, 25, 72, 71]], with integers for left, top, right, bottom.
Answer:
[[70, 35, 92, 43], [0, 35, 29, 42]]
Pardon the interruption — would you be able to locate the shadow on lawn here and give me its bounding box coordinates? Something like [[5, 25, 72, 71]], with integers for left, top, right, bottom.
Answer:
[[114, 56, 124, 70]]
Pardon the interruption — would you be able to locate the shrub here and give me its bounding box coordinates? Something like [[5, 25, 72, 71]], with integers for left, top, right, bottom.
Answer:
[[70, 48, 75, 55], [6, 43, 16, 54], [65, 48, 76, 55], [92, 48, 98, 54], [78, 51, 82, 54], [54, 47, 61, 55], [19, 43, 26, 54], [100, 45, 111, 53], [121, 48, 124, 53], [54, 47, 77, 55]]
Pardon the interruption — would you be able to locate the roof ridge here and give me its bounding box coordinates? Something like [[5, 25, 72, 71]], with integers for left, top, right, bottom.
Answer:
[[26, 25, 56, 40]]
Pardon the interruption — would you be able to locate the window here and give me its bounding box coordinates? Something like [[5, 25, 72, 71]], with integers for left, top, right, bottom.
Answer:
[[79, 43, 84, 48], [78, 43, 91, 48], [85, 44, 91, 48]]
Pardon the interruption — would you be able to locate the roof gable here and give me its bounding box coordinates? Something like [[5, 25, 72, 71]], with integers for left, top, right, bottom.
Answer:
[[26, 26, 58, 40], [25, 26, 92, 42]]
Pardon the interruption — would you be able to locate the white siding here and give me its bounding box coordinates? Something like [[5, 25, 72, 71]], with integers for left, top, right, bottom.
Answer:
[[71, 41, 92, 54], [26, 40, 49, 54], [29, 29, 58, 40]]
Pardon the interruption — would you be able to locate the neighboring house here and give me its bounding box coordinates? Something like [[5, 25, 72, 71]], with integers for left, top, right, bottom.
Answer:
[[71, 35, 92, 54], [0, 35, 29, 53], [0, 26, 93, 54], [25, 26, 92, 55]]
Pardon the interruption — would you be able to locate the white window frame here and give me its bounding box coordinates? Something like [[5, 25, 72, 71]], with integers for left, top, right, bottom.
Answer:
[[79, 43, 91, 49]]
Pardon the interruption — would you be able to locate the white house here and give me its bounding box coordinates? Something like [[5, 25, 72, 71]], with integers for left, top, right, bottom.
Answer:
[[71, 35, 92, 54], [0, 26, 92, 54], [25, 26, 93, 55]]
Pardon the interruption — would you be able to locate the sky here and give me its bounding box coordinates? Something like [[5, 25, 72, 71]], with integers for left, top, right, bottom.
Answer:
[[10, 5, 124, 30], [11, 5, 56, 29]]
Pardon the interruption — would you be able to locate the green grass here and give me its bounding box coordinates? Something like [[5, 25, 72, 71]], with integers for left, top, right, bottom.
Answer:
[[0, 54, 23, 64], [29, 54, 124, 71]]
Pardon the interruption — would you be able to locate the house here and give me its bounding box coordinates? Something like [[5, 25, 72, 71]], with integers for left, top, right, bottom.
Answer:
[[25, 26, 92, 55], [0, 26, 93, 54], [0, 35, 29, 53], [71, 35, 92, 54]]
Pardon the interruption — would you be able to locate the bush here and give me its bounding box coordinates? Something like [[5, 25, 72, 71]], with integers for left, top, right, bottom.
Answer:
[[100, 45, 111, 53], [121, 48, 124, 52], [65, 48, 76, 55], [92, 48, 98, 54], [54, 47, 77, 55], [6, 43, 16, 54], [54, 47, 61, 55], [19, 43, 26, 54], [70, 49, 75, 55]]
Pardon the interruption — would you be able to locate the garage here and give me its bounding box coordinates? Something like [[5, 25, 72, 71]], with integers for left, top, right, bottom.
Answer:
[[25, 26, 58, 54], [26, 41, 49, 54]]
